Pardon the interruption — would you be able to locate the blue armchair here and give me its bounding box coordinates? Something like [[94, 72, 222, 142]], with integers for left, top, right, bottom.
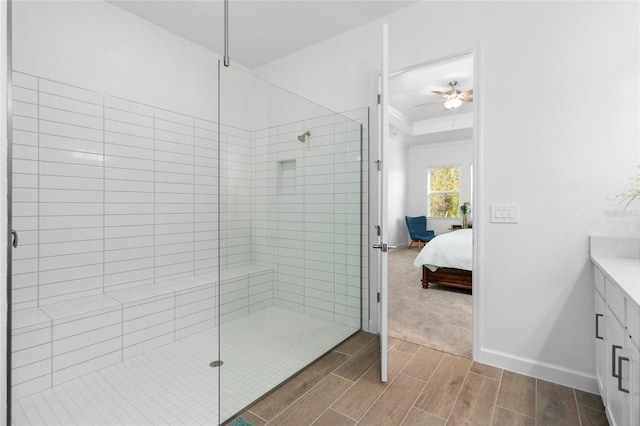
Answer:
[[405, 216, 435, 250]]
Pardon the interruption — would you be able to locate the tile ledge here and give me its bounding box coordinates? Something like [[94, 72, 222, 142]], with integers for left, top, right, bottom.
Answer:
[[39, 294, 121, 321]]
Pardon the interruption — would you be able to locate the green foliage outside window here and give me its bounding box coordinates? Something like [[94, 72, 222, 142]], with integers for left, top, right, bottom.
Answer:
[[428, 166, 461, 217]]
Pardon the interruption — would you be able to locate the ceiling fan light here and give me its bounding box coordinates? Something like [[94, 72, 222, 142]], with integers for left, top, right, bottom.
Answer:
[[444, 97, 462, 109]]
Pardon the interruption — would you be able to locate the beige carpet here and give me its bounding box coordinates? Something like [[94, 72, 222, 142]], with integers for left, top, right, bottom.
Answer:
[[388, 247, 472, 358]]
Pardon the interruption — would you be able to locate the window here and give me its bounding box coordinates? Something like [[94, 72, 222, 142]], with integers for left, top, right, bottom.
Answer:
[[428, 166, 461, 217]]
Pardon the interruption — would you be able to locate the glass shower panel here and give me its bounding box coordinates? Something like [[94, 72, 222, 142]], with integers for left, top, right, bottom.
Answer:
[[218, 64, 362, 421], [9, 1, 220, 424]]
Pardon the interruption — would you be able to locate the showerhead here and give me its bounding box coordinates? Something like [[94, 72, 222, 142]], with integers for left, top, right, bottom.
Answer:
[[297, 130, 311, 142]]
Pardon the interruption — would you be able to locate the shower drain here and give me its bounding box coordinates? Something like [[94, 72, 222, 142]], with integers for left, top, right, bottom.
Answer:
[[209, 360, 223, 368]]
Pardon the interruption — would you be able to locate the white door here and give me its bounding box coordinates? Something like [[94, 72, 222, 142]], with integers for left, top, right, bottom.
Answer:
[[375, 23, 390, 382]]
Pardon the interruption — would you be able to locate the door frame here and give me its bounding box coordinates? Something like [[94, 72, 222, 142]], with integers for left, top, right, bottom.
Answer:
[[368, 46, 482, 361]]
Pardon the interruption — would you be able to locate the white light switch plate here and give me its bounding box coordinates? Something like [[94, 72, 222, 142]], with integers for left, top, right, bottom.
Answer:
[[490, 204, 520, 223]]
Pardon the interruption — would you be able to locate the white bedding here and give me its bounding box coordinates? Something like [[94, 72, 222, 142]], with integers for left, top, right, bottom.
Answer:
[[413, 228, 472, 272]]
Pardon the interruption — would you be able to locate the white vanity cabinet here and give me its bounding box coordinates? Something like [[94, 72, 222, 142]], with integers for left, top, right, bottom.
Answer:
[[629, 300, 640, 426], [604, 296, 631, 426], [591, 241, 640, 426]]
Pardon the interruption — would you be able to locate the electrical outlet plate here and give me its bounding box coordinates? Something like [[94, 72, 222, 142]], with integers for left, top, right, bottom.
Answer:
[[490, 204, 520, 223]]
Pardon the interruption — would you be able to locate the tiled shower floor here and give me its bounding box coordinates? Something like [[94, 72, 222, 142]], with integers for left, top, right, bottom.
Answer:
[[11, 306, 358, 425]]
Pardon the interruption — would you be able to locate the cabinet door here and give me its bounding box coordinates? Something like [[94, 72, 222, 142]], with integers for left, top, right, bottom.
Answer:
[[606, 308, 631, 426], [630, 340, 639, 426], [595, 290, 607, 396]]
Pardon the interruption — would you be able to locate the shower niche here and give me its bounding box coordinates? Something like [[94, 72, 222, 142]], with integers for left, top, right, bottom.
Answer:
[[278, 159, 297, 195]]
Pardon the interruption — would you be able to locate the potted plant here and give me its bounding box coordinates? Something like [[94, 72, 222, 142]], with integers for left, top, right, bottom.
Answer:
[[460, 201, 471, 229], [618, 172, 640, 210]]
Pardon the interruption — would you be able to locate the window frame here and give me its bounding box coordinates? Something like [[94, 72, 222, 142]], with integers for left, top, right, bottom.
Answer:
[[427, 164, 462, 218]]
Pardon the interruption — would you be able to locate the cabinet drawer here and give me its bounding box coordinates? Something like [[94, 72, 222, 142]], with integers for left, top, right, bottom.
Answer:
[[594, 266, 605, 297], [629, 299, 640, 343], [606, 278, 626, 325]]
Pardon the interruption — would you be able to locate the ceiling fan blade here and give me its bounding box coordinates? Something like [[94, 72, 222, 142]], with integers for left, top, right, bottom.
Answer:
[[464, 97, 473, 103], [462, 89, 473, 96], [431, 90, 447, 96]]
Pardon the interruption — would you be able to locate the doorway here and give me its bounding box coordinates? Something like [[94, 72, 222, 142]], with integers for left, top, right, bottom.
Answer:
[[385, 52, 476, 358]]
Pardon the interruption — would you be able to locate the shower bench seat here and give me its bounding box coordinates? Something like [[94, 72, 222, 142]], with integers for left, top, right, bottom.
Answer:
[[11, 275, 217, 400], [11, 266, 275, 400], [217, 264, 275, 323]]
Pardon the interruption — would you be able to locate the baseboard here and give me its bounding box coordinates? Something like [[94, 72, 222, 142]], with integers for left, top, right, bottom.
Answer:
[[390, 242, 411, 250], [476, 347, 600, 395]]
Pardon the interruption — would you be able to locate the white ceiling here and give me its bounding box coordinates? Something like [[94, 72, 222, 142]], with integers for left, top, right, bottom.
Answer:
[[388, 53, 474, 145], [389, 54, 474, 122], [109, 0, 418, 69], [110, 0, 472, 145]]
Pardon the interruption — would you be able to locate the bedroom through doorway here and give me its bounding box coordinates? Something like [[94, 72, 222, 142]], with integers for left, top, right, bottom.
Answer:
[[386, 52, 475, 358]]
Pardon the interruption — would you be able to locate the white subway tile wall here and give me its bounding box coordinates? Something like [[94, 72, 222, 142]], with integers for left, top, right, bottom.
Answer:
[[10, 71, 220, 399], [341, 107, 369, 331], [250, 112, 363, 328], [220, 125, 253, 270], [10, 71, 366, 408]]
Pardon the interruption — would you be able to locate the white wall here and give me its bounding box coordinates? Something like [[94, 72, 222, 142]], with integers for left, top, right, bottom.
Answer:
[[387, 139, 409, 247], [13, 1, 219, 120], [256, 1, 640, 392], [407, 139, 473, 236]]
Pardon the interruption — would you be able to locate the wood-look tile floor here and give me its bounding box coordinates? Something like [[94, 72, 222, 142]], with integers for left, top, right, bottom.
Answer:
[[228, 332, 609, 426]]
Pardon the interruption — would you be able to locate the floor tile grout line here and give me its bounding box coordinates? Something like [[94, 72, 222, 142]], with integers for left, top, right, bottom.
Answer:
[[252, 339, 360, 424], [347, 344, 417, 424], [489, 369, 504, 426], [406, 405, 448, 423], [333, 334, 377, 357], [330, 407, 361, 424], [399, 375, 429, 426], [402, 348, 446, 415], [263, 372, 356, 425], [402, 346, 445, 385], [534, 378, 538, 426], [356, 372, 426, 425], [484, 371, 502, 426], [315, 357, 366, 423], [307, 374, 363, 426], [573, 389, 583, 426], [575, 401, 606, 412], [356, 345, 417, 424], [353, 345, 422, 425], [57, 386, 92, 421], [246, 410, 268, 425], [443, 359, 473, 422], [493, 404, 536, 422]]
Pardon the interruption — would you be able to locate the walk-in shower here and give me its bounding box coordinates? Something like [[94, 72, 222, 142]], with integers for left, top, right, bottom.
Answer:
[[7, 2, 364, 424]]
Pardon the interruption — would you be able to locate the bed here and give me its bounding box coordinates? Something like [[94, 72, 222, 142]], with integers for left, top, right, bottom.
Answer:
[[413, 228, 472, 290]]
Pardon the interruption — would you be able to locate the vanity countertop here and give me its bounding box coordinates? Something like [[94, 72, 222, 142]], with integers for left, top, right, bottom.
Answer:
[[590, 255, 640, 305], [590, 236, 640, 305]]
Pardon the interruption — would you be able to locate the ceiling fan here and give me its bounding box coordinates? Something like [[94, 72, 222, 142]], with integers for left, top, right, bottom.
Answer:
[[415, 80, 473, 110]]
